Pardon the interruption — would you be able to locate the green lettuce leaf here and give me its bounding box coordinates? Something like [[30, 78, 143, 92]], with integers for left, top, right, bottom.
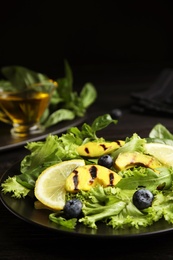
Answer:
[[108, 201, 155, 229], [77, 186, 127, 229], [116, 166, 172, 191], [1, 176, 30, 198], [2, 114, 116, 195], [49, 214, 77, 230], [112, 133, 146, 159]]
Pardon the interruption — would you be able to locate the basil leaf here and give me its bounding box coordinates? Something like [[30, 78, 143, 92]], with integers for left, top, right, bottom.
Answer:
[[44, 109, 75, 128], [80, 83, 97, 108], [1, 66, 49, 90], [91, 114, 117, 133]]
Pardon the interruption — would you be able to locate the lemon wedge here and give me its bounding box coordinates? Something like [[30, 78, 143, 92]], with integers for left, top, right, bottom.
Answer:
[[144, 143, 173, 166], [34, 159, 85, 210]]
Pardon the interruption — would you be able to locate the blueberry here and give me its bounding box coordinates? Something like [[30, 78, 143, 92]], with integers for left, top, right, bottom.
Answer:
[[64, 199, 83, 219], [111, 108, 122, 119], [132, 189, 154, 210], [98, 154, 113, 168]]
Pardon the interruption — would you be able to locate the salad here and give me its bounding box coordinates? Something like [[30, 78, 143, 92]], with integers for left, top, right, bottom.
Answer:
[[2, 114, 173, 230]]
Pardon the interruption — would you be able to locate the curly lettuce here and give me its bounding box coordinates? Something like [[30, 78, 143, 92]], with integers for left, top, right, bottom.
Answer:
[[1, 114, 118, 196]]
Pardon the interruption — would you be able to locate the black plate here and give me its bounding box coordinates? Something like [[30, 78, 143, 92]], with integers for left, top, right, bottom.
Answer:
[[0, 116, 86, 152], [1, 162, 173, 238]]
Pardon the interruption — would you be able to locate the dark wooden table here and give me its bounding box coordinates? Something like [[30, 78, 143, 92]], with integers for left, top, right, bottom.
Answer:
[[1, 68, 173, 259]]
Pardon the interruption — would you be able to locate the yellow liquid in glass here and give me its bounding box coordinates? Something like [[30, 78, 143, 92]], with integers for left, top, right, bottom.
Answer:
[[0, 91, 50, 126]]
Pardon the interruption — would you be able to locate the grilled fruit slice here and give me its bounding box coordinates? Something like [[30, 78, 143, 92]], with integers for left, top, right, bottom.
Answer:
[[65, 164, 122, 192], [77, 140, 125, 157], [114, 151, 162, 170]]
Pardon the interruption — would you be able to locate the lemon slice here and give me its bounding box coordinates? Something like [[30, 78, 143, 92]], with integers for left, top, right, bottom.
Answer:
[[144, 143, 173, 166], [34, 159, 85, 210]]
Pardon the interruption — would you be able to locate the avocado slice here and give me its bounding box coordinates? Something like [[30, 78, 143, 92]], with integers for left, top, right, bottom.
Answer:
[[115, 151, 162, 170]]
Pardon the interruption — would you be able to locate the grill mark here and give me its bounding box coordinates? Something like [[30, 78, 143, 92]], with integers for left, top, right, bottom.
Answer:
[[72, 169, 79, 191], [84, 147, 89, 154], [89, 165, 97, 184], [100, 144, 107, 151], [109, 172, 114, 186], [115, 140, 122, 146]]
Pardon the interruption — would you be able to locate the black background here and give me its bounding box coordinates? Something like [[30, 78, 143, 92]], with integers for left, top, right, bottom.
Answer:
[[1, 0, 173, 84]]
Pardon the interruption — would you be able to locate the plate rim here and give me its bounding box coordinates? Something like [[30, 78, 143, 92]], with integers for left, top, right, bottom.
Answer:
[[0, 116, 86, 152]]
